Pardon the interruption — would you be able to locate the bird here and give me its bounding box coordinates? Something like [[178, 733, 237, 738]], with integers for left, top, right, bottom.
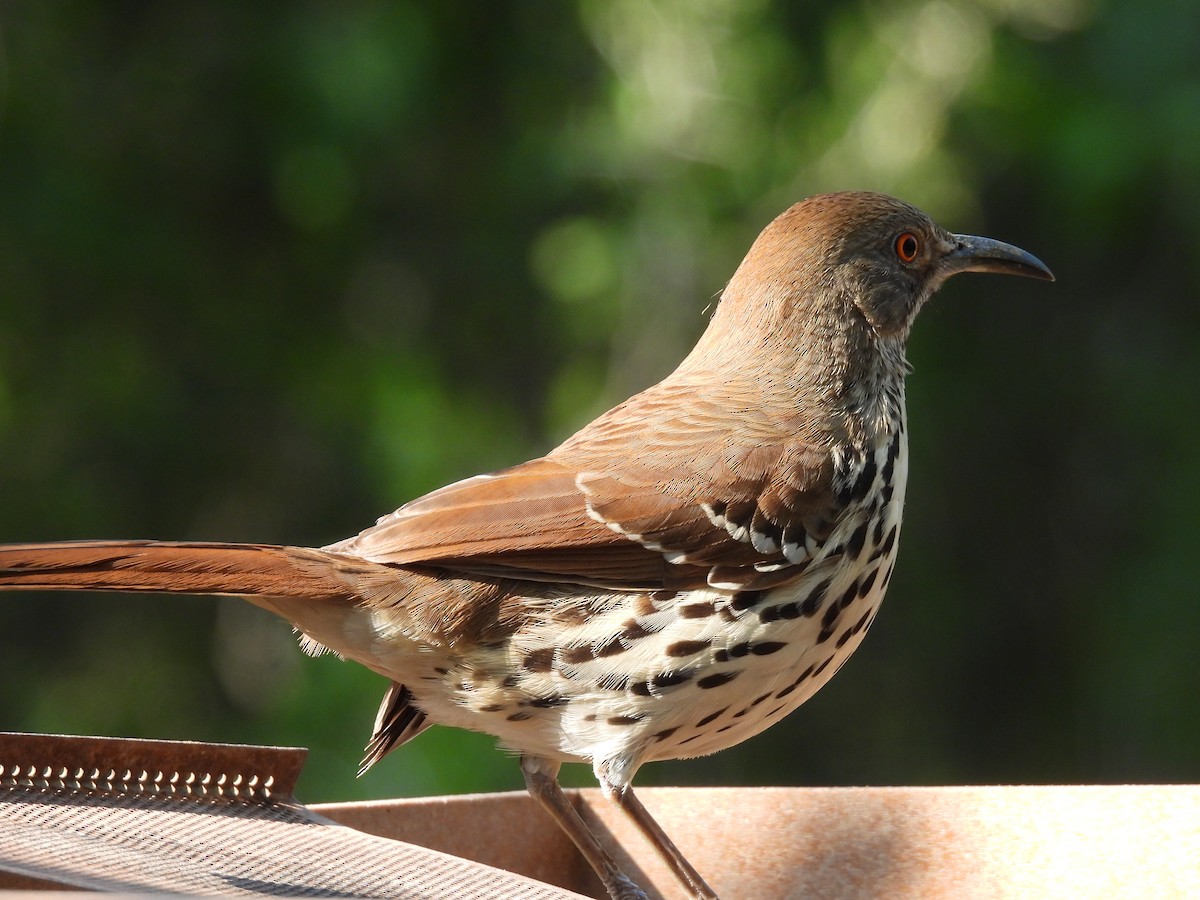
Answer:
[[0, 192, 1052, 900]]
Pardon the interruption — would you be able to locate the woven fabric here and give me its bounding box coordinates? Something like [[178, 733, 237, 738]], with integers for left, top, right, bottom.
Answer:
[[0, 734, 582, 899]]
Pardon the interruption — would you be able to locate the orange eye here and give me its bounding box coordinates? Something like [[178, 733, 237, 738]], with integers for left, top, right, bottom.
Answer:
[[894, 232, 920, 263]]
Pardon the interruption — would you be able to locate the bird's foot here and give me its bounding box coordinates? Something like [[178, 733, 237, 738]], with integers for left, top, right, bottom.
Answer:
[[605, 874, 650, 900]]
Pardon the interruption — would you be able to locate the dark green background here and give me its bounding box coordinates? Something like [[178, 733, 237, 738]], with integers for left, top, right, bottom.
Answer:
[[1, 2, 1197, 803]]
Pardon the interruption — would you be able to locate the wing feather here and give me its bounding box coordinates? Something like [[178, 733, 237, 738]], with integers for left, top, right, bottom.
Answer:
[[334, 380, 845, 591]]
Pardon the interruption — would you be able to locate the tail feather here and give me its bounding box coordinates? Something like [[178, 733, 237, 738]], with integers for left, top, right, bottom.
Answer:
[[0, 540, 356, 600], [359, 681, 430, 775], [0, 539, 439, 760]]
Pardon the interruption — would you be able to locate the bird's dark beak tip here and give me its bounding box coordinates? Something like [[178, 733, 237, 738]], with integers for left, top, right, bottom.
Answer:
[[1020, 261, 1056, 283]]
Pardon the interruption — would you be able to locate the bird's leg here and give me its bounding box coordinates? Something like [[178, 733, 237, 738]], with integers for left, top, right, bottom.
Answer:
[[599, 778, 718, 900], [520, 755, 649, 900]]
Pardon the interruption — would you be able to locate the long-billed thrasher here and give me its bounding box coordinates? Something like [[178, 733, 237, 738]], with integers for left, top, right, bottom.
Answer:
[[0, 192, 1052, 900]]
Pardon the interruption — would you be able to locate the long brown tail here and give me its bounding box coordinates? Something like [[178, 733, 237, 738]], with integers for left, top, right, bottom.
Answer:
[[0, 540, 357, 600], [0, 539, 430, 763]]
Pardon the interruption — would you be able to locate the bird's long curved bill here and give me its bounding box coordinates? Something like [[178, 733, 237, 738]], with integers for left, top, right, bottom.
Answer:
[[944, 234, 1055, 281]]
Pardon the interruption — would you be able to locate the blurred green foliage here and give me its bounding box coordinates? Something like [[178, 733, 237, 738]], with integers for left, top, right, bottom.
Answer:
[[0, 1, 1197, 803]]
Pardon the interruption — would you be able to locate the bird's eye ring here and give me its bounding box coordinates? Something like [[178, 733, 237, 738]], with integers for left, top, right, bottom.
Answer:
[[894, 232, 920, 263]]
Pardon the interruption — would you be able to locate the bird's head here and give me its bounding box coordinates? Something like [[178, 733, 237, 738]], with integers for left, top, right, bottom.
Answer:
[[817, 191, 1053, 338], [693, 192, 1053, 372]]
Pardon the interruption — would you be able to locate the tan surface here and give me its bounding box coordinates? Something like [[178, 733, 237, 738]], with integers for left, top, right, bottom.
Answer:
[[316, 790, 604, 897], [3, 732, 1196, 898], [317, 784, 1200, 899]]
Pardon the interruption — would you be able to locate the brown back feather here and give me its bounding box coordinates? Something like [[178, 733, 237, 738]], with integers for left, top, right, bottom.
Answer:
[[335, 377, 844, 592]]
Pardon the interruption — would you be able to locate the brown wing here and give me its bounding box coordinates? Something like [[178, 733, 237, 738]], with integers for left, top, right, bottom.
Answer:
[[333, 381, 843, 591], [327, 457, 682, 588]]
